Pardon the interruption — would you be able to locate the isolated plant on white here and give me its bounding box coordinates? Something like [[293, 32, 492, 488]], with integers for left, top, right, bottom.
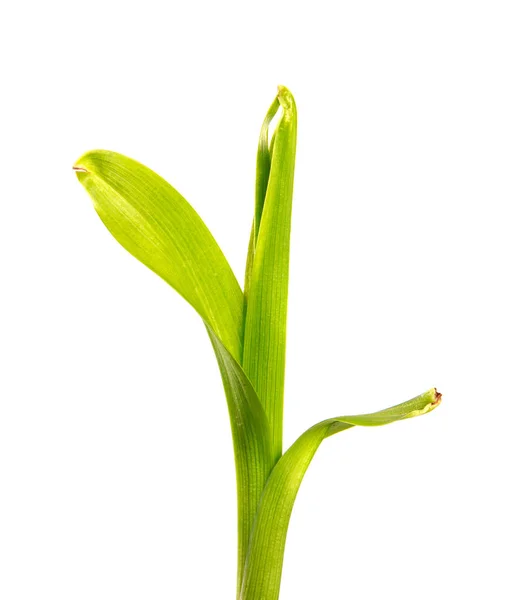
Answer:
[[74, 85, 441, 600]]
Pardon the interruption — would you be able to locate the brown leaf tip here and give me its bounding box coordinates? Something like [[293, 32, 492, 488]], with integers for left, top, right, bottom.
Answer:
[[72, 165, 88, 173], [432, 388, 442, 407]]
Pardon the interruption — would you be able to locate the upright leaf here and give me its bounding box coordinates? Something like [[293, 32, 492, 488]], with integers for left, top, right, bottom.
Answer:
[[243, 87, 297, 464], [240, 388, 442, 600], [243, 97, 279, 318], [254, 96, 281, 240]]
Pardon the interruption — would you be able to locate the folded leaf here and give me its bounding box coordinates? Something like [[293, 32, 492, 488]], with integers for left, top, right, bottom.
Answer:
[[207, 327, 273, 593], [243, 96, 279, 326], [74, 152, 273, 595], [243, 87, 298, 464], [74, 150, 244, 361], [239, 388, 442, 600], [254, 96, 280, 241]]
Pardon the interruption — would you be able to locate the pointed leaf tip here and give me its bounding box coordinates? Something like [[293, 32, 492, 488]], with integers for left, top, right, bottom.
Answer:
[[73, 150, 101, 173]]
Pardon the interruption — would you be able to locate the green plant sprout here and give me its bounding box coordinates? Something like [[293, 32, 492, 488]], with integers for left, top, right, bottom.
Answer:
[[74, 86, 441, 600]]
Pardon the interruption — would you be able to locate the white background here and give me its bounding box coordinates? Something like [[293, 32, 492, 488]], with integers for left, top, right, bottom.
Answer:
[[1, 1, 511, 598]]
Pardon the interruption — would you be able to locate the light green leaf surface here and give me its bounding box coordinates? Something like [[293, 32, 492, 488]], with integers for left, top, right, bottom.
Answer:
[[239, 388, 442, 600], [243, 96, 279, 337], [207, 327, 273, 593], [254, 96, 280, 240], [243, 87, 298, 464], [74, 152, 273, 595], [74, 90, 441, 600], [74, 151, 244, 361]]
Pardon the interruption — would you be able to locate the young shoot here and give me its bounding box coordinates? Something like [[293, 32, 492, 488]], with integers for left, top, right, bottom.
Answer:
[[74, 86, 441, 600]]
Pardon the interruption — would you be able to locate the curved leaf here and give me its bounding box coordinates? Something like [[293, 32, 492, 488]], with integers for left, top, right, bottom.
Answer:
[[243, 87, 298, 464], [74, 150, 244, 361], [74, 152, 273, 594], [239, 388, 442, 600], [207, 327, 273, 593]]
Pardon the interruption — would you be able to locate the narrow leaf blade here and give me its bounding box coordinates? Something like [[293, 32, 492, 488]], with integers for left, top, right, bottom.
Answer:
[[254, 96, 280, 240], [207, 327, 273, 594], [243, 87, 298, 463], [240, 388, 442, 600]]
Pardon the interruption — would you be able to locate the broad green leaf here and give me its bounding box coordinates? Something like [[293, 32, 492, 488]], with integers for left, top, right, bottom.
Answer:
[[239, 388, 442, 600], [74, 151, 273, 595], [243, 87, 297, 464], [74, 150, 244, 361]]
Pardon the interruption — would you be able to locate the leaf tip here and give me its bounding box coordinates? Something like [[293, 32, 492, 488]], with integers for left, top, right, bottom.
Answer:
[[277, 85, 295, 112], [432, 388, 442, 408], [73, 151, 95, 176], [73, 150, 108, 177]]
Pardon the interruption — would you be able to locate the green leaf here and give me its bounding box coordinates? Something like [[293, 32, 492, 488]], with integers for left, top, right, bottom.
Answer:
[[243, 96, 279, 326], [207, 327, 273, 594], [74, 151, 273, 596], [239, 388, 442, 600], [254, 96, 280, 240], [243, 87, 298, 464], [74, 150, 244, 361]]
